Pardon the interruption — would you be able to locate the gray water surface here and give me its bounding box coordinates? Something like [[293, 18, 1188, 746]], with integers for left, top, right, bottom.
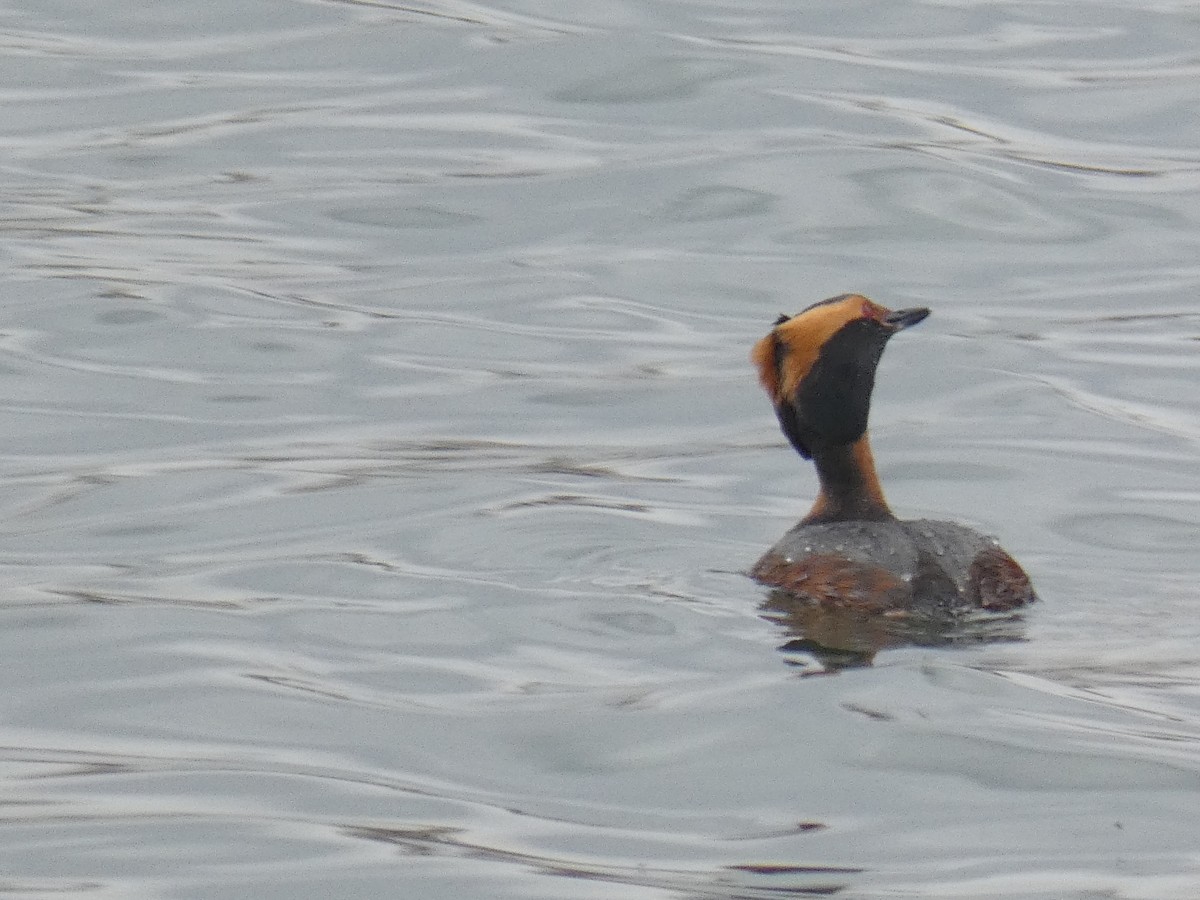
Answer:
[[2, 1, 1199, 897]]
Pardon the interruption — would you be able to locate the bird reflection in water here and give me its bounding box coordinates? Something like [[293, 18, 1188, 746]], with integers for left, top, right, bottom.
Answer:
[[759, 588, 1030, 672]]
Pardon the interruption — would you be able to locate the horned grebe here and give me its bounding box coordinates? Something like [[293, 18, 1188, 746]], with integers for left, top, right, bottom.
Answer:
[[751, 294, 1036, 615]]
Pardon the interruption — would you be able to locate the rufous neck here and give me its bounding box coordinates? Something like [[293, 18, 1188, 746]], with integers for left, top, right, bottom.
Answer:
[[802, 434, 894, 524]]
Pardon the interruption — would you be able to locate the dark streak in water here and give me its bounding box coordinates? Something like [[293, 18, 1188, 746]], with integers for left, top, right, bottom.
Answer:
[[345, 825, 858, 897]]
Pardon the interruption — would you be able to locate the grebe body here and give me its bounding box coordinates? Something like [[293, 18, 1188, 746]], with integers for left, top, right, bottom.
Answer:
[[751, 294, 1035, 614]]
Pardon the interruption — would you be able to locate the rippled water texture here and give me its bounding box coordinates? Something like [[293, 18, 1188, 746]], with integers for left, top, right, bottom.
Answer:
[[2, 0, 1199, 897]]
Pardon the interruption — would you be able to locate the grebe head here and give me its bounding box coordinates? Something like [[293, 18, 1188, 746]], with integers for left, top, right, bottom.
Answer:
[[751, 294, 928, 459]]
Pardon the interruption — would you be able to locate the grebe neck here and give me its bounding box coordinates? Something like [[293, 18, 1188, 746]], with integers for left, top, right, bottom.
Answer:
[[802, 434, 894, 524]]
